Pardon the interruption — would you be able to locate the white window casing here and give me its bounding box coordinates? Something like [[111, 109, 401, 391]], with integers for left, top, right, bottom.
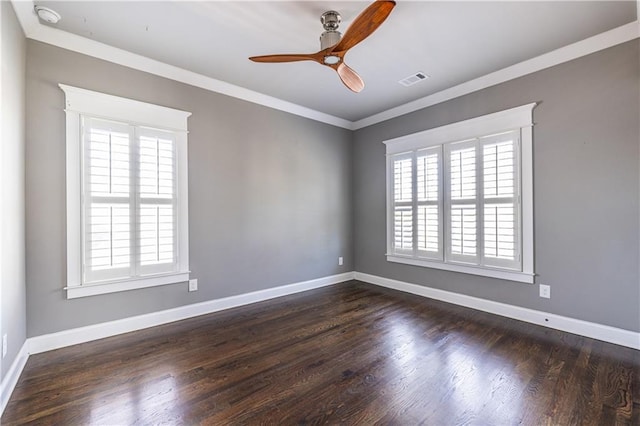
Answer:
[[61, 84, 191, 298], [384, 103, 536, 284]]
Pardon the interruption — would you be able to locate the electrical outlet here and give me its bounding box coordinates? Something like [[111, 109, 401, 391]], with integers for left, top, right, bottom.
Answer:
[[338, 257, 344, 266], [539, 284, 551, 299], [2, 334, 7, 358], [188, 279, 198, 292]]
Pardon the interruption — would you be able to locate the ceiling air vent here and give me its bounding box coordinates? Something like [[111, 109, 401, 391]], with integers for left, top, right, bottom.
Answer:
[[399, 72, 429, 87]]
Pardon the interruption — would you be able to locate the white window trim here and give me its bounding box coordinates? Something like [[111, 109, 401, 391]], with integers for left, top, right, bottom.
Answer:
[[384, 103, 536, 284], [61, 84, 191, 298]]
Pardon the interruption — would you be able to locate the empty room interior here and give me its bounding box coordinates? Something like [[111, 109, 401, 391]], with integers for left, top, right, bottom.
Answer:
[[1, 0, 639, 424]]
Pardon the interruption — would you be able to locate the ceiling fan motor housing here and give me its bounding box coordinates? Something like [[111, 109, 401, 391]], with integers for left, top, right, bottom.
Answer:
[[320, 11, 342, 50], [320, 30, 341, 50]]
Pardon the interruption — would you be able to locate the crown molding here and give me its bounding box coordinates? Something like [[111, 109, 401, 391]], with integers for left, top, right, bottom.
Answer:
[[10, 0, 353, 130], [352, 20, 640, 130], [11, 1, 640, 132]]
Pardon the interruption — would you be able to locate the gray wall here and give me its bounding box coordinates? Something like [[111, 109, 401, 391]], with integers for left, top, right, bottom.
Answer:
[[353, 40, 640, 332], [21, 33, 640, 338], [1, 1, 27, 380], [26, 41, 353, 337]]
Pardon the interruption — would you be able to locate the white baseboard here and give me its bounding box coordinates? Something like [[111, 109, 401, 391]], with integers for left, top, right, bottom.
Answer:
[[1, 271, 352, 416], [28, 272, 355, 355], [0, 272, 353, 415], [355, 272, 640, 350], [4, 269, 636, 417], [1, 341, 29, 415]]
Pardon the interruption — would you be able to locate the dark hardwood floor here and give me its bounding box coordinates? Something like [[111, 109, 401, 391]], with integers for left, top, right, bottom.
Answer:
[[3, 280, 639, 425]]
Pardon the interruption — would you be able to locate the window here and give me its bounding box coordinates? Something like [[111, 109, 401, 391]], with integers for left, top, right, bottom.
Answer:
[[385, 104, 535, 283], [61, 84, 190, 298]]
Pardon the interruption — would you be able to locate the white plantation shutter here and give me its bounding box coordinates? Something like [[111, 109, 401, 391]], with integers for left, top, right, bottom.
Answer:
[[138, 129, 177, 275], [384, 103, 534, 282], [446, 141, 479, 264], [481, 131, 520, 270], [444, 134, 521, 269], [416, 148, 442, 259], [83, 118, 133, 282], [63, 85, 190, 298], [81, 118, 180, 285], [389, 149, 443, 260], [394, 207, 413, 251], [392, 155, 413, 253]]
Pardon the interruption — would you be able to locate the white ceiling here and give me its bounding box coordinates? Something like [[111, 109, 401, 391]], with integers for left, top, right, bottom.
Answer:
[[30, 1, 637, 122]]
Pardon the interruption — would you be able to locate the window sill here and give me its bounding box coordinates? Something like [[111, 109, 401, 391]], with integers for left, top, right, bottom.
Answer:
[[66, 271, 190, 299], [386, 255, 534, 284]]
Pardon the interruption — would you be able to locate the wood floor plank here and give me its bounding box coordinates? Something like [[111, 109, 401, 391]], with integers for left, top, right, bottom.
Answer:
[[2, 281, 638, 425]]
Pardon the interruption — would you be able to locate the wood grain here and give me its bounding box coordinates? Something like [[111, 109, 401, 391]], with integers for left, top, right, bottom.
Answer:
[[3, 281, 639, 425]]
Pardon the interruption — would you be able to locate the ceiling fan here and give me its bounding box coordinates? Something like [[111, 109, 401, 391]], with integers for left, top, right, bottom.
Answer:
[[249, 0, 396, 93]]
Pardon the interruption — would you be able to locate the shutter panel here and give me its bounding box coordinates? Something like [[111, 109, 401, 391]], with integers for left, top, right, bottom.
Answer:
[[484, 204, 515, 259], [447, 142, 479, 263], [483, 138, 515, 199], [394, 157, 412, 203], [481, 132, 520, 270], [137, 130, 177, 274], [450, 146, 476, 200], [416, 148, 442, 259], [82, 119, 180, 284], [394, 207, 413, 250], [139, 135, 175, 199], [417, 205, 439, 252], [451, 205, 477, 257], [391, 155, 413, 254], [88, 204, 130, 270], [417, 152, 438, 202], [83, 118, 133, 282]]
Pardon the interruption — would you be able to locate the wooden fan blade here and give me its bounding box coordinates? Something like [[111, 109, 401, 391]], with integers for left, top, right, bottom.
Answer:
[[336, 63, 364, 93], [249, 54, 318, 63], [331, 0, 396, 53]]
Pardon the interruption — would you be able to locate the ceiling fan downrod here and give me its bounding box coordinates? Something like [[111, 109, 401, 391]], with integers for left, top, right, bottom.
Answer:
[[320, 10, 342, 50]]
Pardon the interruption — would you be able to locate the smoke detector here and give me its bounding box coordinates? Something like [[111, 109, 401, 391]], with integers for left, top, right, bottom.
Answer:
[[34, 5, 61, 24]]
